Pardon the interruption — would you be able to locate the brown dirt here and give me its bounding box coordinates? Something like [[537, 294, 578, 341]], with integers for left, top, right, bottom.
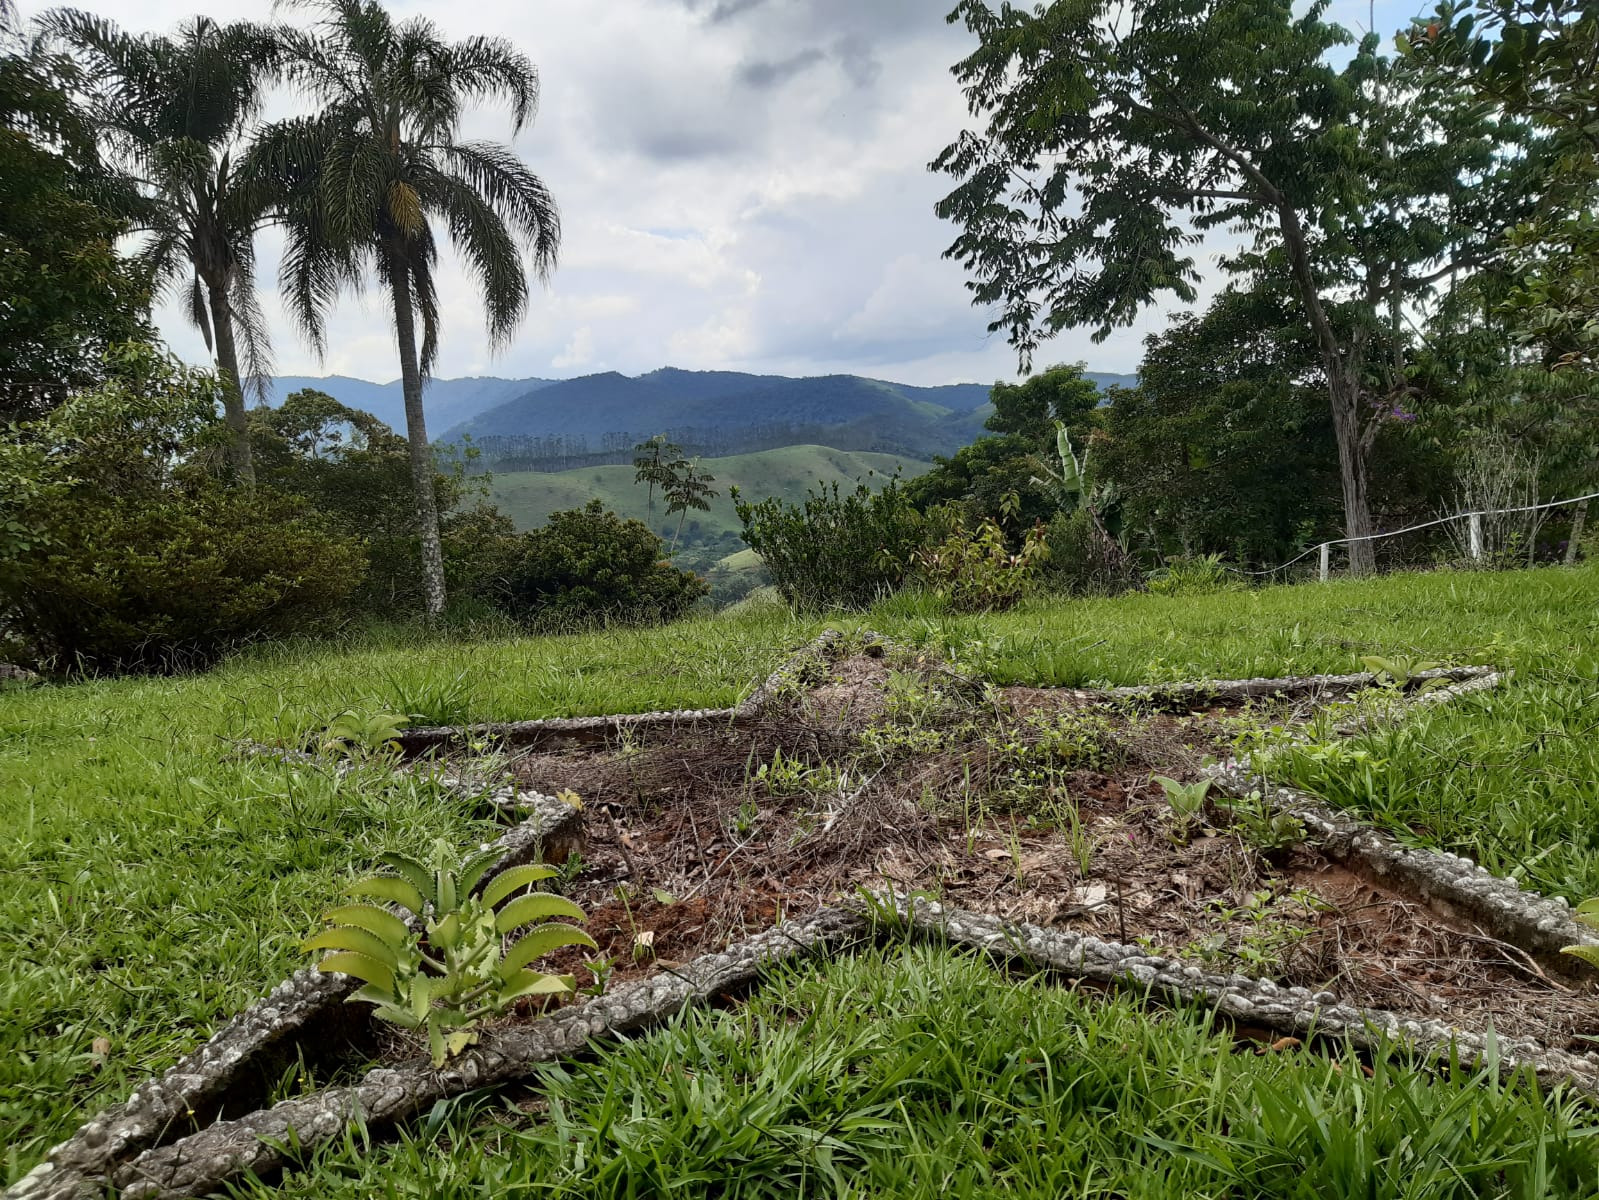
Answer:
[[448, 652, 1599, 1048]]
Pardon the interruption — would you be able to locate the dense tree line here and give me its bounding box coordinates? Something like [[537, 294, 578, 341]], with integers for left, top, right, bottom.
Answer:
[[932, 0, 1595, 576]]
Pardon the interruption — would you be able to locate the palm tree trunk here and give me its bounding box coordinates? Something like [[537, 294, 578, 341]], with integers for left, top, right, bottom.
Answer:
[[387, 254, 447, 620], [672, 507, 686, 555], [206, 281, 255, 486]]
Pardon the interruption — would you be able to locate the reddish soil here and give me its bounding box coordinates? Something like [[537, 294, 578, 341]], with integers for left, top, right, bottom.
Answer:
[[460, 652, 1596, 1047]]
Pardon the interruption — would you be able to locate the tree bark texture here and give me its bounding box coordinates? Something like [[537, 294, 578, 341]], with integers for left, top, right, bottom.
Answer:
[[1567, 498, 1589, 565], [387, 255, 448, 619], [205, 281, 255, 486], [1327, 366, 1376, 576]]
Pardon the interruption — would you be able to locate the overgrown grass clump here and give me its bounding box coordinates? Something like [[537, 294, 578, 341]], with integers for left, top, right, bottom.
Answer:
[[247, 943, 1599, 1199]]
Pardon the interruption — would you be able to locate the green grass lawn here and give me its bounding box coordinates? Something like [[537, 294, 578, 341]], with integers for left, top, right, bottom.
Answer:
[[3, 563, 1598, 1189], [245, 942, 1599, 1200]]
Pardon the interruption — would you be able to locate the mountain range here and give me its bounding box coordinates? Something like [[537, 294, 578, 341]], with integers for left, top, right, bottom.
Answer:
[[262, 367, 1138, 464]]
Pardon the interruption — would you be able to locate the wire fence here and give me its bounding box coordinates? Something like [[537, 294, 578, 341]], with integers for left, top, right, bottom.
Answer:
[[1239, 489, 1599, 582]]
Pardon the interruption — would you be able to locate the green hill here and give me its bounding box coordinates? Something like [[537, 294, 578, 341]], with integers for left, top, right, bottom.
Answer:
[[487, 444, 931, 574]]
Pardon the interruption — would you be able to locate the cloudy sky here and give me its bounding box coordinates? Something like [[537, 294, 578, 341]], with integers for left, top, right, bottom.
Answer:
[[39, 0, 1420, 387]]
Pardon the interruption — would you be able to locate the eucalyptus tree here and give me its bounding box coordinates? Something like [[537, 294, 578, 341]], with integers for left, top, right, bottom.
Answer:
[[933, 0, 1540, 572], [43, 10, 281, 483], [260, 0, 560, 618]]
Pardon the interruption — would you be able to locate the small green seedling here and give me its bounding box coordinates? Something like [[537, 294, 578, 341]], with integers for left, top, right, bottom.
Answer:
[[305, 838, 596, 1066], [1153, 775, 1211, 843], [318, 710, 410, 760]]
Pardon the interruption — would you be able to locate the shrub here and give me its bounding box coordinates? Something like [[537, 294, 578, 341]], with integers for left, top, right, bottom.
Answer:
[[0, 352, 363, 674], [913, 516, 1048, 612], [250, 393, 509, 615], [0, 481, 363, 675], [490, 500, 707, 627], [733, 479, 930, 611], [1040, 510, 1141, 596], [1145, 553, 1242, 596]]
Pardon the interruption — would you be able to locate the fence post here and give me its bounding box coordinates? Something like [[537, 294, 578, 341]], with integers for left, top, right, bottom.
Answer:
[[1318, 542, 1330, 583], [1468, 512, 1482, 562]]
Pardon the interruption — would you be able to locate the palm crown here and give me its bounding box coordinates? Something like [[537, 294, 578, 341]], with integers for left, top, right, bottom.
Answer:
[[255, 0, 561, 617]]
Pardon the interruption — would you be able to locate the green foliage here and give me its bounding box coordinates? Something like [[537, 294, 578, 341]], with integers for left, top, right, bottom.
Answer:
[[250, 390, 509, 614], [750, 747, 841, 798], [934, 0, 1540, 574], [1039, 509, 1140, 597], [734, 478, 931, 611], [44, 8, 285, 479], [255, 0, 561, 614], [1225, 789, 1308, 855], [901, 433, 1053, 534], [308, 839, 594, 1067], [1561, 898, 1599, 970], [0, 349, 363, 674], [913, 513, 1048, 613], [985, 362, 1101, 445], [632, 434, 686, 519], [1097, 290, 1347, 567], [491, 500, 707, 628], [1360, 654, 1444, 688], [0, 11, 150, 422]]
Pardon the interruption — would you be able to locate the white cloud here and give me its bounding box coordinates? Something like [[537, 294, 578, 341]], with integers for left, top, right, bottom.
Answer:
[[26, 0, 1424, 387]]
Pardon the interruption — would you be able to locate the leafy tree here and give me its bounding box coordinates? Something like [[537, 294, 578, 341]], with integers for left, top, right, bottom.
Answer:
[[1097, 289, 1342, 567], [490, 500, 706, 628], [1406, 0, 1598, 555], [933, 0, 1540, 572], [632, 434, 688, 523], [250, 388, 516, 611], [663, 458, 719, 555], [258, 0, 560, 619], [0, 4, 150, 420], [986, 362, 1100, 445], [0, 346, 363, 674], [44, 10, 284, 482], [902, 433, 1053, 536]]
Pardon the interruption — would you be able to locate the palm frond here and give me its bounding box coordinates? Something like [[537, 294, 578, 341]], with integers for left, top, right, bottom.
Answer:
[[442, 142, 559, 280], [409, 224, 441, 376], [438, 35, 539, 132], [229, 246, 275, 401], [424, 165, 527, 350], [187, 274, 214, 351]]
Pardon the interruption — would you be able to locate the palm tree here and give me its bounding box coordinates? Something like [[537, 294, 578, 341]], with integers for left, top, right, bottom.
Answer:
[[42, 10, 280, 483], [259, 0, 560, 618]]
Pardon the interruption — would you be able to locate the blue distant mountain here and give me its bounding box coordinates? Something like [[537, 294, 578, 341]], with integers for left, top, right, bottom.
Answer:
[[260, 367, 1138, 464], [257, 375, 556, 435]]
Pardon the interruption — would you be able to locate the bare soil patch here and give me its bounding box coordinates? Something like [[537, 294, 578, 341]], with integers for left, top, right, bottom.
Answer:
[[446, 652, 1596, 1048]]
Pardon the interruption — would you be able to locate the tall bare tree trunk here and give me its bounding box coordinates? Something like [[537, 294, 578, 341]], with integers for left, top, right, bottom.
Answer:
[[1327, 366, 1375, 576], [206, 281, 255, 486], [1567, 498, 1589, 565], [388, 255, 447, 620]]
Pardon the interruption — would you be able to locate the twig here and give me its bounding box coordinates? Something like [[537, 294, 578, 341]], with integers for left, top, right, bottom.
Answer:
[[679, 831, 759, 904], [605, 806, 642, 880]]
